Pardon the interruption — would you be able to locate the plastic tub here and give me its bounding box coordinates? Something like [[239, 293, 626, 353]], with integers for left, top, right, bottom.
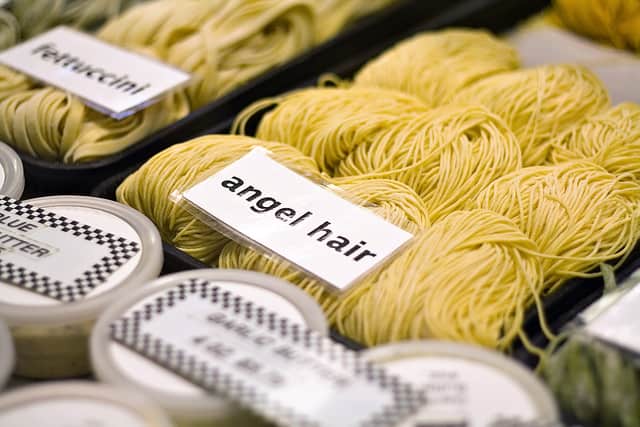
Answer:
[[0, 196, 163, 378], [0, 381, 174, 427], [0, 143, 24, 199], [363, 340, 560, 426], [91, 269, 327, 427]]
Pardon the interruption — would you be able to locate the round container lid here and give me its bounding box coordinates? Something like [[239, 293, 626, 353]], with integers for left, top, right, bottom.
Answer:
[[363, 341, 559, 426], [91, 268, 328, 422], [0, 381, 174, 427], [0, 143, 24, 200], [0, 196, 163, 326], [0, 318, 14, 390]]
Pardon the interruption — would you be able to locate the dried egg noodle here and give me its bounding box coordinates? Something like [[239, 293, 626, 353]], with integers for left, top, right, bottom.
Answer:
[[0, 0, 145, 50], [353, 29, 520, 107], [555, 0, 640, 53], [116, 135, 322, 265], [220, 208, 545, 351], [453, 64, 611, 166], [474, 161, 640, 290], [234, 86, 429, 174], [0, 0, 399, 162], [334, 104, 522, 221], [548, 103, 640, 183]]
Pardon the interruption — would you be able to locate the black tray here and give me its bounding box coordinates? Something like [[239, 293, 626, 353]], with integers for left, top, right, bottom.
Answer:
[[92, 169, 640, 366], [17, 0, 472, 197], [92, 0, 640, 368]]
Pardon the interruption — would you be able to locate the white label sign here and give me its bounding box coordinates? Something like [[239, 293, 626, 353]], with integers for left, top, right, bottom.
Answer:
[[0, 27, 191, 119], [182, 148, 413, 292], [110, 279, 426, 427], [0, 196, 140, 303], [585, 269, 640, 354]]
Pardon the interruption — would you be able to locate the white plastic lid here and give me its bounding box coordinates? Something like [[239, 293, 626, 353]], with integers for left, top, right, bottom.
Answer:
[[91, 269, 328, 422], [0, 143, 24, 199], [0, 196, 163, 326], [0, 381, 174, 427], [0, 318, 14, 390], [363, 341, 559, 426]]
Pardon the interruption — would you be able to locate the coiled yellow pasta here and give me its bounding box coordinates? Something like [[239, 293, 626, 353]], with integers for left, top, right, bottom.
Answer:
[[353, 29, 520, 106], [220, 208, 544, 350], [548, 103, 640, 183], [474, 161, 640, 290], [1, 0, 400, 162], [453, 64, 611, 166], [0, 86, 189, 163], [116, 134, 322, 264], [234, 86, 429, 174], [0, 66, 31, 99], [334, 104, 522, 221], [0, 10, 20, 50], [555, 0, 640, 52]]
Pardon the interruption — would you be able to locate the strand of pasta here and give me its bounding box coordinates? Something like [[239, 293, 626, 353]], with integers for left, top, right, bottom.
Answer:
[[548, 102, 640, 183], [474, 160, 640, 290], [554, 0, 640, 53]]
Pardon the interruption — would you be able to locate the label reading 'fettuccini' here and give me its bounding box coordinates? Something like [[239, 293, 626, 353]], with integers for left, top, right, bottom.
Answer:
[[180, 148, 413, 292], [0, 26, 190, 119]]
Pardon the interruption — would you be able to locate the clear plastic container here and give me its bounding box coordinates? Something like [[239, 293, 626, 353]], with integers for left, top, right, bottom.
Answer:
[[0, 196, 163, 379], [0, 381, 174, 427], [91, 269, 328, 427], [363, 340, 560, 427], [0, 143, 24, 199], [0, 318, 14, 390]]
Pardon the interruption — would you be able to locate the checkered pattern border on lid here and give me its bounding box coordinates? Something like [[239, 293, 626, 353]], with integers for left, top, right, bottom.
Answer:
[[110, 278, 427, 427], [0, 196, 140, 302]]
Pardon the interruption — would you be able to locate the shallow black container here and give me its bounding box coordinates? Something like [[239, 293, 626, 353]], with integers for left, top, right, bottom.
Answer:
[[17, 0, 475, 197], [92, 0, 640, 368]]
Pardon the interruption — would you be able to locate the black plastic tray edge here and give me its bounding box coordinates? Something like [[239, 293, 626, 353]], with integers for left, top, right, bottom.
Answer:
[[19, 0, 471, 196], [93, 169, 640, 364]]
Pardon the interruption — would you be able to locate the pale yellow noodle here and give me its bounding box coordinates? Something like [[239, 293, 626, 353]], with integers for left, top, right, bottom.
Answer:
[[116, 134, 322, 264], [353, 28, 520, 107], [453, 64, 610, 166], [474, 161, 640, 290], [234, 86, 429, 174], [548, 103, 640, 183], [554, 0, 640, 52], [334, 104, 522, 221]]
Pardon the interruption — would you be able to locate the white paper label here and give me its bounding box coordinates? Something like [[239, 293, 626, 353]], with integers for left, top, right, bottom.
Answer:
[[0, 196, 140, 303], [382, 357, 539, 427], [110, 279, 426, 427], [0, 398, 147, 427], [182, 148, 413, 292], [0, 27, 190, 119], [585, 269, 640, 354], [509, 27, 640, 105]]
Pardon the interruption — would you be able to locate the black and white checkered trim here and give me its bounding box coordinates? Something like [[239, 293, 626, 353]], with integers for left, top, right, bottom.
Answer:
[[0, 196, 140, 302], [110, 278, 427, 427]]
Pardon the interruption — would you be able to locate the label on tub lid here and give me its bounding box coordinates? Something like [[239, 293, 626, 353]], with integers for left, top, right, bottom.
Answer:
[[0, 397, 148, 427], [0, 26, 191, 119], [380, 356, 539, 427], [180, 148, 414, 293], [110, 278, 426, 427], [0, 196, 140, 303], [110, 280, 308, 396]]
